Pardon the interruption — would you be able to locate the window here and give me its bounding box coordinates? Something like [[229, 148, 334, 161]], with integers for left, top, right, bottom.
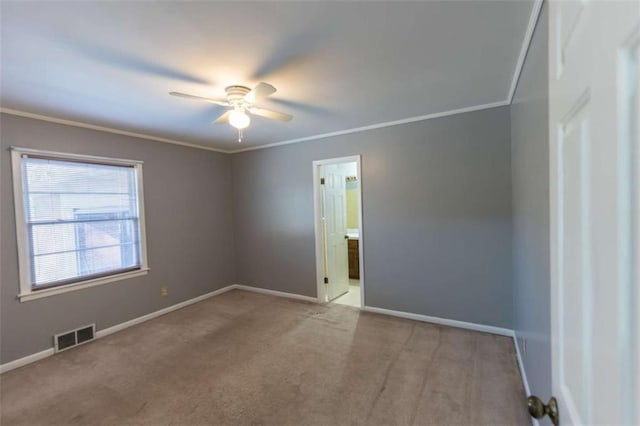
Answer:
[[11, 147, 149, 301]]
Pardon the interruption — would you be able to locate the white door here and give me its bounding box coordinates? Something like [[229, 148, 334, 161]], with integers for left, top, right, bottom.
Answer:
[[549, 1, 639, 424], [321, 163, 349, 301]]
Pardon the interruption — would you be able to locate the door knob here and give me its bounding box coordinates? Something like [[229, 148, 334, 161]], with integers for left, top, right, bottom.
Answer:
[[527, 396, 559, 425]]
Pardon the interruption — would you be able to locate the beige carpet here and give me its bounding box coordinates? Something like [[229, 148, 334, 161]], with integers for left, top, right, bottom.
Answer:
[[0, 290, 530, 425]]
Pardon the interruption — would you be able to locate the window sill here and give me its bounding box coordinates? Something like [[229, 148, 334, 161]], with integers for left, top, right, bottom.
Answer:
[[18, 268, 150, 302]]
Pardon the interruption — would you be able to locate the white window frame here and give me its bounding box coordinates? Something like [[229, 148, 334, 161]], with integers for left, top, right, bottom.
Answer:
[[10, 147, 150, 302]]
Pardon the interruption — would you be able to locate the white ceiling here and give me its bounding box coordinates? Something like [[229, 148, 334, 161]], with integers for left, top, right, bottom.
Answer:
[[1, 1, 535, 152]]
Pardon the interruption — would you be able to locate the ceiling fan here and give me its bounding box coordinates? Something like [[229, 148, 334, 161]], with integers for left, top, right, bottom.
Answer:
[[170, 82, 293, 142]]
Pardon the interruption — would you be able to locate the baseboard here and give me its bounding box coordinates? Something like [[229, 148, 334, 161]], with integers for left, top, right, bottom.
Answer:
[[0, 348, 55, 374], [363, 305, 536, 423], [95, 285, 236, 339], [2, 284, 518, 376], [513, 334, 538, 426], [513, 334, 531, 394], [233, 286, 515, 340], [0, 285, 236, 374], [232, 284, 318, 303], [362, 305, 514, 337]]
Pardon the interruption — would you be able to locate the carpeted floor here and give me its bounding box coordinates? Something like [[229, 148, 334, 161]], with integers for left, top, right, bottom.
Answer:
[[0, 290, 530, 425]]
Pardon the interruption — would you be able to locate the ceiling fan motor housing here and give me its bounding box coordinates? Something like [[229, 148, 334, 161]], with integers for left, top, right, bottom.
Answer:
[[225, 86, 251, 107], [169, 81, 292, 138]]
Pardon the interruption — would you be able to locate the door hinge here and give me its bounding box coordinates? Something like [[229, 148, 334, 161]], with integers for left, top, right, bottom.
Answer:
[[320, 177, 325, 185], [324, 277, 328, 284]]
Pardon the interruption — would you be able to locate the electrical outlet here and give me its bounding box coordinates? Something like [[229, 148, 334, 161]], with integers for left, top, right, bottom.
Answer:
[[160, 286, 169, 297]]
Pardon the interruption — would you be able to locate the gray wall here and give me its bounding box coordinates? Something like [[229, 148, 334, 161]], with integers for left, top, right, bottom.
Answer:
[[0, 114, 235, 364], [1, 97, 519, 364], [510, 4, 551, 406], [232, 106, 513, 328]]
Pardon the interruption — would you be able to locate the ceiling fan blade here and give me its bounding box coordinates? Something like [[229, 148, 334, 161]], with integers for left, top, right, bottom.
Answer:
[[244, 82, 276, 103], [213, 110, 231, 124], [169, 92, 229, 106], [249, 107, 293, 122]]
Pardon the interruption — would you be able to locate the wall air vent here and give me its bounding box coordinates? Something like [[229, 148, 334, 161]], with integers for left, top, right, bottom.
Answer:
[[54, 324, 96, 353]]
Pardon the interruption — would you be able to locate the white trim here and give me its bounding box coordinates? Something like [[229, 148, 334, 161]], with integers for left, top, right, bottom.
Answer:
[[95, 285, 236, 339], [232, 284, 318, 303], [0, 348, 55, 374], [11, 149, 30, 298], [311, 155, 361, 167], [18, 268, 150, 302], [312, 160, 325, 303], [8, 146, 144, 165], [0, 285, 236, 374], [355, 159, 365, 308], [2, 101, 510, 156], [507, 0, 544, 103], [1, 284, 523, 375], [312, 155, 364, 306], [362, 305, 514, 337], [513, 334, 539, 426], [11, 147, 151, 302], [229, 101, 509, 154], [0, 108, 228, 154], [135, 162, 149, 273], [513, 335, 532, 394]]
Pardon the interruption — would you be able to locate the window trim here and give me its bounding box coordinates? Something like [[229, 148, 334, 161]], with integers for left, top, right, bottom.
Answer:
[[10, 146, 150, 302]]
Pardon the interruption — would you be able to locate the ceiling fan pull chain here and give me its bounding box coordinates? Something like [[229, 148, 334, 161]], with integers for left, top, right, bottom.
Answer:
[[238, 128, 243, 143]]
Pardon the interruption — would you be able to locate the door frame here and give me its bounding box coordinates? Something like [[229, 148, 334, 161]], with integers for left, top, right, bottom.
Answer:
[[312, 155, 364, 306]]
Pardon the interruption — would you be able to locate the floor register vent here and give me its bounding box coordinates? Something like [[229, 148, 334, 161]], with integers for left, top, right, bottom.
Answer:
[[54, 324, 95, 353]]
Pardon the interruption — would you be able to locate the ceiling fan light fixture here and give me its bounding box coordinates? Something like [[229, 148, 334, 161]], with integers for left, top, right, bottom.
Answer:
[[229, 109, 250, 129], [170, 82, 293, 142]]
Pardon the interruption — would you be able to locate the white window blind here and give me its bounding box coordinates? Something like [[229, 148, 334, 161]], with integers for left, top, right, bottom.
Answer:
[[20, 155, 143, 289]]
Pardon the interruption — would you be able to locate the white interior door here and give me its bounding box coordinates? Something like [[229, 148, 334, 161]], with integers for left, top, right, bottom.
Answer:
[[321, 163, 349, 301], [549, 1, 639, 424]]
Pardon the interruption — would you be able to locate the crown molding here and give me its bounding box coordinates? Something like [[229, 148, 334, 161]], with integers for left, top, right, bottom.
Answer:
[[228, 100, 510, 154], [2, 101, 510, 156], [507, 0, 544, 103], [1, 4, 538, 156], [0, 108, 230, 154]]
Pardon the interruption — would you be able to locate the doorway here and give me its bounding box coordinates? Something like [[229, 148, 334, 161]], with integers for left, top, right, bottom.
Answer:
[[313, 155, 364, 308]]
